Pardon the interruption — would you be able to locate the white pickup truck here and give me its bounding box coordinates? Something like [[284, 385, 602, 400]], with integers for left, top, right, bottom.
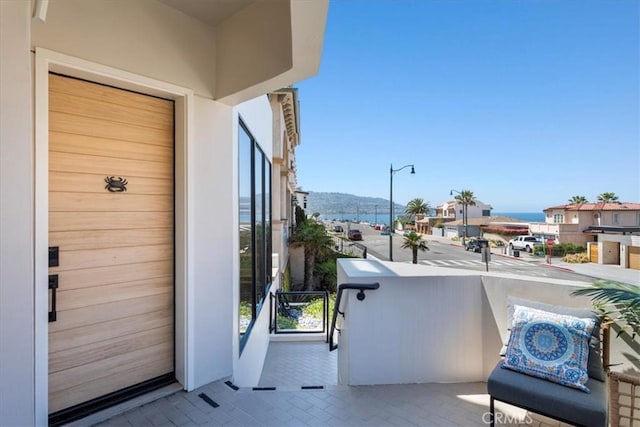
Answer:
[[508, 235, 542, 253]]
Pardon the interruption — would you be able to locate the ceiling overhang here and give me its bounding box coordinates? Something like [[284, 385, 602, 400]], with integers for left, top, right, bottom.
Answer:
[[160, 0, 328, 106]]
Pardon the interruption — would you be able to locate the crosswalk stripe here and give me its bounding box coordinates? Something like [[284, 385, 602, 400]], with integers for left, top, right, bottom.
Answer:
[[419, 258, 531, 267]]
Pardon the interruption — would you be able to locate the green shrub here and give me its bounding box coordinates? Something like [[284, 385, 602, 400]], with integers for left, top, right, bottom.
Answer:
[[276, 315, 298, 330], [534, 243, 587, 257], [314, 259, 337, 292], [302, 296, 335, 320]]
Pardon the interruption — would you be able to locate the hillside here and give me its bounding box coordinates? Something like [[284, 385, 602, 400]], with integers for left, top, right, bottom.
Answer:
[[305, 191, 407, 216]]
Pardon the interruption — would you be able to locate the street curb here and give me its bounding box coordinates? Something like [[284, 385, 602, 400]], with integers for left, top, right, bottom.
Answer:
[[540, 263, 575, 273]]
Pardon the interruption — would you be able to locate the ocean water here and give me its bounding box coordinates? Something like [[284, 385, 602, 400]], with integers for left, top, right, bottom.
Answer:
[[320, 212, 545, 225], [493, 212, 545, 222]]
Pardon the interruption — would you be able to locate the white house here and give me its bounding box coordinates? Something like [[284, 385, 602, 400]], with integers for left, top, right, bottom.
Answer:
[[0, 1, 328, 425], [435, 199, 493, 220]]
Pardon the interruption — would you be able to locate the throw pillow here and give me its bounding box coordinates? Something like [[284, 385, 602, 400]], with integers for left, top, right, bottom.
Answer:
[[505, 296, 605, 381], [502, 304, 596, 392]]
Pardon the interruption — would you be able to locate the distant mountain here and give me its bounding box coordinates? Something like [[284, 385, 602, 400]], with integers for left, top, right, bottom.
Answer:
[[305, 191, 407, 216]]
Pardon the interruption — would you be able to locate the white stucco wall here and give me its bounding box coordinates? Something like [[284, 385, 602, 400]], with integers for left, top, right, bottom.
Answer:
[[336, 259, 598, 386], [191, 97, 235, 387], [336, 260, 484, 385], [232, 95, 274, 387], [0, 2, 35, 424]]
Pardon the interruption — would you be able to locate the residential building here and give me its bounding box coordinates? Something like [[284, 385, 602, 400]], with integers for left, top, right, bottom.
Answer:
[[422, 199, 493, 236], [530, 202, 640, 270], [269, 88, 302, 287], [0, 1, 328, 424], [435, 199, 493, 220]]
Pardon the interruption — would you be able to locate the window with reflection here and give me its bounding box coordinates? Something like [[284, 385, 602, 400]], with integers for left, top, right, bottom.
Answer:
[[238, 119, 272, 351]]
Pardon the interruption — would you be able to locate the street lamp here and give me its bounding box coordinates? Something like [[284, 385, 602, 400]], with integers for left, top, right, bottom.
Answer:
[[450, 189, 467, 245], [389, 164, 415, 261]]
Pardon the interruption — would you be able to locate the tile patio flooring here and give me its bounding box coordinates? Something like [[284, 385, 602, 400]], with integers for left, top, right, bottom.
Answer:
[[81, 341, 563, 427]]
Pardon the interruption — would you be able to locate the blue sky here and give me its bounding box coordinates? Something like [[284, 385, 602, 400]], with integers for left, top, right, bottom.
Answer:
[[295, 0, 639, 212]]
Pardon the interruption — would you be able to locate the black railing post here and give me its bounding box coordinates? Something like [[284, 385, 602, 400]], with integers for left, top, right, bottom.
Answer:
[[269, 292, 274, 333], [325, 290, 330, 343]]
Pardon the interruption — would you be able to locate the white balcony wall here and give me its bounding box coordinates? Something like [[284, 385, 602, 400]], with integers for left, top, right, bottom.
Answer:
[[336, 259, 602, 387], [336, 260, 484, 385]]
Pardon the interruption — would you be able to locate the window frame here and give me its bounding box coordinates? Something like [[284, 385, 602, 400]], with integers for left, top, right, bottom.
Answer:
[[238, 118, 272, 353]]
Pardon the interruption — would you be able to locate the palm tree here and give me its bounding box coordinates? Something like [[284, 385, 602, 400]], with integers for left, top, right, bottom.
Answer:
[[401, 231, 429, 264], [568, 195, 588, 204], [290, 221, 333, 291], [597, 192, 619, 203], [454, 190, 476, 241], [572, 280, 640, 338], [405, 198, 430, 221]]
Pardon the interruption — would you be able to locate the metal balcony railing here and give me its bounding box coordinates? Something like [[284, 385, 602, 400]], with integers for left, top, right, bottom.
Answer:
[[270, 290, 330, 340]]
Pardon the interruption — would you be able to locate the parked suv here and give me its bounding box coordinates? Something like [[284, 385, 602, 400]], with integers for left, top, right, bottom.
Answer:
[[465, 238, 489, 253], [508, 235, 542, 253]]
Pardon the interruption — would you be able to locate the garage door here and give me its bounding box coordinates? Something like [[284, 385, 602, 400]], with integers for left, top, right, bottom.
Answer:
[[629, 246, 640, 270], [48, 74, 174, 416], [590, 244, 599, 263]]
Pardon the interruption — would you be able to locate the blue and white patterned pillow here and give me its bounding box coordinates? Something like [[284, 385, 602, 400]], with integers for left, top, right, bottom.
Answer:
[[502, 304, 596, 392]]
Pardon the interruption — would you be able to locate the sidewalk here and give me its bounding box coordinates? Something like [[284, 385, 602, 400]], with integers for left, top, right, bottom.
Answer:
[[547, 260, 639, 285]]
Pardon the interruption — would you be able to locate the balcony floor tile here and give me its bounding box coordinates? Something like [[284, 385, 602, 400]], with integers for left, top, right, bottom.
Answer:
[[86, 341, 550, 426]]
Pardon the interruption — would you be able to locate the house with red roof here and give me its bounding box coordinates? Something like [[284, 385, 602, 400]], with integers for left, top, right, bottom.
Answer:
[[530, 202, 640, 270]]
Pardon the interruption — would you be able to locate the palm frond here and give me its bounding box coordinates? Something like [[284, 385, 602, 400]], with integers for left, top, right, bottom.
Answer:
[[572, 280, 640, 336]]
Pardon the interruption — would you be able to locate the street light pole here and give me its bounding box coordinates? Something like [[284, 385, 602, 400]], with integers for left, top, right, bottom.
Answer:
[[450, 189, 467, 245], [389, 164, 415, 261]]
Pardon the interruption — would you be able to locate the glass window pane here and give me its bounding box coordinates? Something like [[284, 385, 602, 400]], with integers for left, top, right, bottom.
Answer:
[[265, 161, 272, 293], [254, 149, 265, 305], [238, 124, 254, 340]]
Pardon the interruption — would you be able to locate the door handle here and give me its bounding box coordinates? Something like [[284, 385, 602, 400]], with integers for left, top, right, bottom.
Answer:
[[49, 274, 58, 322]]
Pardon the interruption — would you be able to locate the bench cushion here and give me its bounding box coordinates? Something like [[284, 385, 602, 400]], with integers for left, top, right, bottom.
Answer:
[[488, 363, 607, 427]]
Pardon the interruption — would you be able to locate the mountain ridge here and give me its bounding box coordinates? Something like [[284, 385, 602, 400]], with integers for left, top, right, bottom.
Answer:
[[305, 191, 414, 216]]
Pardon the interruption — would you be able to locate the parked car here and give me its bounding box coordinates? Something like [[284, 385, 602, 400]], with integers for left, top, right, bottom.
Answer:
[[508, 235, 542, 253], [465, 238, 489, 253], [333, 225, 344, 233], [348, 229, 363, 240], [380, 226, 391, 236]]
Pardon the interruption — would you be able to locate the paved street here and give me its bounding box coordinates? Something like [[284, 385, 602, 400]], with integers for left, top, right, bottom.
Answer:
[[326, 220, 636, 284]]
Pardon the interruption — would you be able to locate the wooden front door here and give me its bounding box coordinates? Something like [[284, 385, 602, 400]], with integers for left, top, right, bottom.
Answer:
[[48, 74, 175, 414]]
